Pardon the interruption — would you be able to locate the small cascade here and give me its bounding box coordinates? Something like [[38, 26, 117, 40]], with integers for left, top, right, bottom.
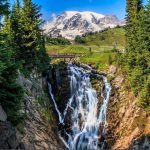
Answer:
[[48, 64, 111, 150], [48, 82, 63, 123]]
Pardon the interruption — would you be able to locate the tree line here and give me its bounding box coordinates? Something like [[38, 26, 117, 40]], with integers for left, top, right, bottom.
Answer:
[[45, 36, 71, 45], [119, 0, 150, 109], [0, 0, 49, 124]]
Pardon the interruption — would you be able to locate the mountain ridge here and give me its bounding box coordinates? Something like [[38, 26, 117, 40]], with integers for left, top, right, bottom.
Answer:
[[43, 11, 125, 39]]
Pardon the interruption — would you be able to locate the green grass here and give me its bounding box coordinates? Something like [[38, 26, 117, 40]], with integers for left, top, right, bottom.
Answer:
[[46, 27, 125, 71], [46, 45, 115, 54], [80, 52, 116, 70], [46, 45, 117, 71], [83, 27, 125, 48]]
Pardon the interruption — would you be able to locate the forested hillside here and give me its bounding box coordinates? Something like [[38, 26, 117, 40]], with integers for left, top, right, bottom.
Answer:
[[119, 0, 150, 110], [0, 0, 49, 124]]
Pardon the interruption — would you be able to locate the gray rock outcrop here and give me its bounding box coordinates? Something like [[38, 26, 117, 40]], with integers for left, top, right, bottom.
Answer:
[[0, 105, 7, 122]]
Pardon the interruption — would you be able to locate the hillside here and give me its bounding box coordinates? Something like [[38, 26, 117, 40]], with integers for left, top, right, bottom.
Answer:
[[80, 27, 125, 47]]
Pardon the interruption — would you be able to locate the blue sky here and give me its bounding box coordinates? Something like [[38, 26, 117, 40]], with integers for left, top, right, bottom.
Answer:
[[34, 0, 126, 20], [10, 0, 147, 21]]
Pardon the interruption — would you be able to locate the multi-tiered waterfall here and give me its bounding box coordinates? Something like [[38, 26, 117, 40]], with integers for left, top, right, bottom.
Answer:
[[48, 64, 111, 150]]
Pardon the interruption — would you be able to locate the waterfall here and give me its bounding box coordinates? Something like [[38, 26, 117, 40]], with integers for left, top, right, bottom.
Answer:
[[48, 82, 63, 123], [48, 64, 111, 150]]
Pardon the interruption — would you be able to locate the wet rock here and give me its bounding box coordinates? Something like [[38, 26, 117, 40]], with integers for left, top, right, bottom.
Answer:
[[129, 135, 150, 150], [74, 62, 107, 76], [0, 105, 7, 122], [0, 121, 21, 149], [47, 62, 70, 114]]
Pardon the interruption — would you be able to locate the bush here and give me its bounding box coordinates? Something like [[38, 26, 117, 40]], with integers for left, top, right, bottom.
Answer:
[[139, 77, 150, 110], [46, 37, 71, 45], [0, 81, 24, 125], [75, 35, 86, 44]]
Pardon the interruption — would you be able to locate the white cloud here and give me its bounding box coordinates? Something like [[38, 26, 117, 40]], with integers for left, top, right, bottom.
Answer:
[[51, 13, 57, 22]]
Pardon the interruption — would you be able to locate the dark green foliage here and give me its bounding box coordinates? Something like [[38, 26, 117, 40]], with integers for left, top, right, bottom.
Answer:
[[108, 55, 113, 65], [88, 47, 92, 55], [120, 0, 150, 109], [11, 0, 49, 75], [140, 77, 150, 109], [0, 0, 50, 125], [112, 45, 118, 52], [75, 35, 86, 44], [36, 36, 50, 76], [0, 0, 9, 23], [45, 37, 71, 45], [0, 1, 24, 125]]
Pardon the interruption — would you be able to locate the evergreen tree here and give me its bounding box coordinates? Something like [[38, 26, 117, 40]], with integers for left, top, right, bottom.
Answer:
[[0, 0, 9, 25], [125, 0, 150, 109], [10, 0, 23, 63], [125, 0, 143, 69], [20, 0, 49, 75], [137, 0, 150, 107], [0, 0, 24, 124], [10, 0, 49, 76]]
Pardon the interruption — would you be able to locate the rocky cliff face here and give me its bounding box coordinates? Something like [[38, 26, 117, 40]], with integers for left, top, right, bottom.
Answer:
[[46, 63, 150, 150], [0, 64, 149, 150], [0, 73, 66, 150], [0, 120, 22, 149], [47, 62, 70, 115], [107, 65, 150, 149], [43, 11, 125, 39]]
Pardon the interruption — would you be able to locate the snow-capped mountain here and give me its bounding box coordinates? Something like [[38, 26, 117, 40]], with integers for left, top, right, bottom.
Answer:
[[43, 11, 124, 40]]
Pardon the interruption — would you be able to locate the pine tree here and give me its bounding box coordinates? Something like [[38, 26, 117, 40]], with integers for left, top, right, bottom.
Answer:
[[14, 0, 49, 75], [125, 0, 143, 69], [10, 0, 24, 63], [137, 0, 150, 108], [0, 0, 24, 124], [125, 0, 150, 108]]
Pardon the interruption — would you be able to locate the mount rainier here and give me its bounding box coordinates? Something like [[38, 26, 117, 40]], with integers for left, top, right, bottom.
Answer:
[[43, 11, 124, 40]]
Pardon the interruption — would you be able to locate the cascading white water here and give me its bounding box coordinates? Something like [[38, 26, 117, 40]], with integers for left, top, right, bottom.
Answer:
[[48, 82, 63, 123], [48, 64, 111, 150]]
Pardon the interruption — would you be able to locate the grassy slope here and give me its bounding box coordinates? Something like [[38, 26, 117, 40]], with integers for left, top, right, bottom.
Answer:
[[84, 27, 125, 47], [46, 27, 125, 71]]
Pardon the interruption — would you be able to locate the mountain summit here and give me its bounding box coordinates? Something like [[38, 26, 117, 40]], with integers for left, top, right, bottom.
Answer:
[[43, 11, 124, 39]]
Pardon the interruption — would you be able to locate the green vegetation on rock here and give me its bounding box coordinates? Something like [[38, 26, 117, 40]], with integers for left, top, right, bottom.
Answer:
[[0, 0, 50, 125], [0, 0, 24, 125]]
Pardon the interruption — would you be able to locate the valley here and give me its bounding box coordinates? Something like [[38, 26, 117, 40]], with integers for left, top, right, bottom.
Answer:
[[0, 0, 149, 150]]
